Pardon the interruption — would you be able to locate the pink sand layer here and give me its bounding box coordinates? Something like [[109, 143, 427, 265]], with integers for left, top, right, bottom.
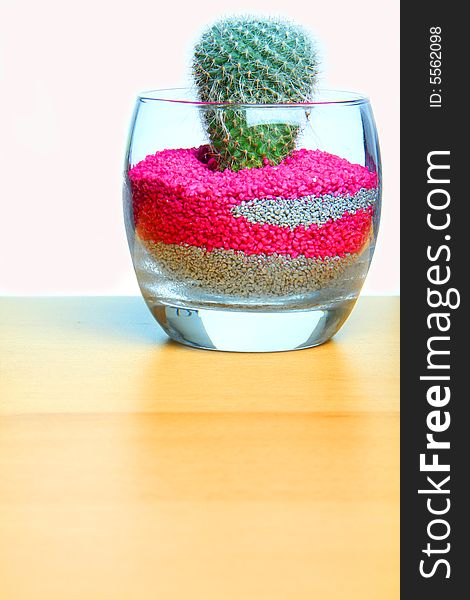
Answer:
[[129, 147, 378, 258]]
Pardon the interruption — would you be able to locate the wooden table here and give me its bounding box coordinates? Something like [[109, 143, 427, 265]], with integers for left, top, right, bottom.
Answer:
[[0, 296, 399, 599]]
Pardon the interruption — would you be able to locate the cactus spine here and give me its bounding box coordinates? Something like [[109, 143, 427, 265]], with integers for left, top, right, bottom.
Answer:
[[192, 16, 319, 171]]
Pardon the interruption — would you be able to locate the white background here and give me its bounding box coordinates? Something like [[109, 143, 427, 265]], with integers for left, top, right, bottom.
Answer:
[[0, 0, 399, 295]]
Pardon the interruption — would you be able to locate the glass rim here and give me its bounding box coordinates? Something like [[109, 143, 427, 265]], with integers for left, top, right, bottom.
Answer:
[[137, 87, 370, 108]]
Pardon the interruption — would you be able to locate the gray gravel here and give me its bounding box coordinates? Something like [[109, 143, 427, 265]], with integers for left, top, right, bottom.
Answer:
[[142, 240, 362, 297], [231, 187, 378, 229]]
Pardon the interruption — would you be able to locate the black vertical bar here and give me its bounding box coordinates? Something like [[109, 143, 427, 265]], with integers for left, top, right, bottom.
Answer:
[[401, 3, 466, 598]]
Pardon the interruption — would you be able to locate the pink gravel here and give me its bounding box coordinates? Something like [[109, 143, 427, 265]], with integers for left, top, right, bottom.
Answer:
[[129, 146, 378, 258]]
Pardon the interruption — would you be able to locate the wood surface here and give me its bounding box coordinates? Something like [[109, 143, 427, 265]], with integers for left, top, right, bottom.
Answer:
[[0, 296, 399, 599]]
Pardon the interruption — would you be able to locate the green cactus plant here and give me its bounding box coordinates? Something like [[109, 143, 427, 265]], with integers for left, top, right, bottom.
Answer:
[[192, 16, 319, 171]]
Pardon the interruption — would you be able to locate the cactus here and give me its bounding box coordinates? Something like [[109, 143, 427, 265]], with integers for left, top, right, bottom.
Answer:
[[192, 16, 319, 171]]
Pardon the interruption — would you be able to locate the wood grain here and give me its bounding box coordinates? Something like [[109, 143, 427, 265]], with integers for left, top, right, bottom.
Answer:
[[0, 296, 399, 599], [0, 296, 399, 414]]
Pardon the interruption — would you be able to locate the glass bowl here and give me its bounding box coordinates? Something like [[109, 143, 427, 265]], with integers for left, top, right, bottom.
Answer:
[[124, 89, 381, 351]]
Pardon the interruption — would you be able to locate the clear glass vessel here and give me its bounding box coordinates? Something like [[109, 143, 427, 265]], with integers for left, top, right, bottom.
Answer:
[[124, 89, 381, 351]]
